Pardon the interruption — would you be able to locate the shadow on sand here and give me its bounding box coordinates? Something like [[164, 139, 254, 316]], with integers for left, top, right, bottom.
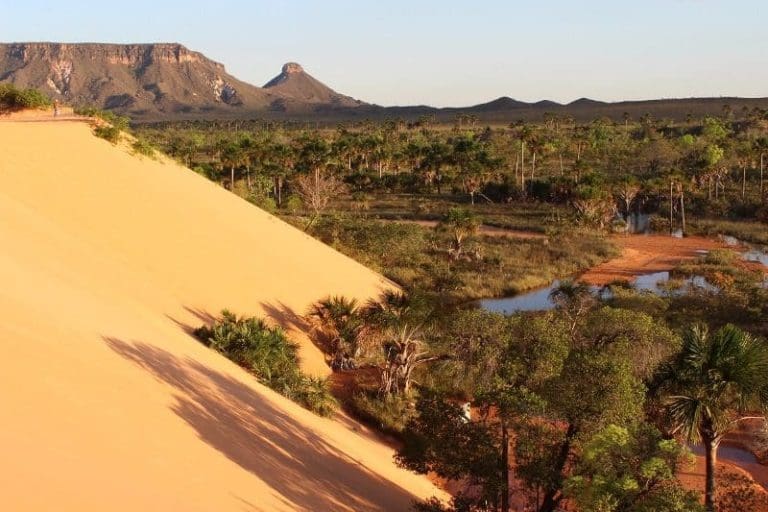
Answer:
[[103, 336, 420, 511]]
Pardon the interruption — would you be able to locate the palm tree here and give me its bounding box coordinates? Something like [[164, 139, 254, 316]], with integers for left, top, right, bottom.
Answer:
[[267, 142, 295, 207], [378, 323, 442, 395], [363, 290, 412, 329], [219, 141, 244, 191], [755, 136, 768, 201], [549, 281, 595, 336], [658, 324, 768, 512], [307, 296, 366, 370], [614, 176, 641, 229], [440, 207, 480, 260]]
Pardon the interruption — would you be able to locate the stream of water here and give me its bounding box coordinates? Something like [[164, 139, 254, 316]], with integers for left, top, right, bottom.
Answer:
[[479, 272, 718, 315], [479, 242, 767, 316]]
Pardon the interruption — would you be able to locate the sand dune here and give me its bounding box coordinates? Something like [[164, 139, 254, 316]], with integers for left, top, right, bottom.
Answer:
[[0, 120, 445, 511]]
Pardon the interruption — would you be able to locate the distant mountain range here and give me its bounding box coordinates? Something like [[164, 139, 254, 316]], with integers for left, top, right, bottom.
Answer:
[[1, 42, 767, 122]]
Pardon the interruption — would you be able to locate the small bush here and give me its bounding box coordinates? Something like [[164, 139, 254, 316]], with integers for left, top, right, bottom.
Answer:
[[74, 106, 130, 130], [350, 391, 414, 434], [76, 106, 130, 143], [131, 138, 155, 157], [293, 375, 338, 417], [283, 195, 303, 214], [94, 125, 122, 144], [704, 248, 736, 266], [194, 310, 337, 416], [412, 497, 452, 512]]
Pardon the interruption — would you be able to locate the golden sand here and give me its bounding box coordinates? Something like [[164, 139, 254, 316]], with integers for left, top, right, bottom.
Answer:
[[0, 120, 445, 511]]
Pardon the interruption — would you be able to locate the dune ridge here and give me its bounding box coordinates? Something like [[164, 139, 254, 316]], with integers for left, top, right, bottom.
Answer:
[[0, 120, 445, 511]]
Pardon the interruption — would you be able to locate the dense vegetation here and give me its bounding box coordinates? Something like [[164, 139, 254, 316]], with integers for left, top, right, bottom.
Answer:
[[194, 310, 337, 417], [137, 110, 768, 511], [74, 106, 131, 143], [305, 213, 615, 300], [0, 83, 51, 112], [137, 108, 768, 235], [303, 276, 768, 512]]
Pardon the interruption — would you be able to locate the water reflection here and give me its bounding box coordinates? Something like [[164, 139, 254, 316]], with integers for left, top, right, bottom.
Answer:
[[480, 281, 562, 314], [625, 213, 651, 234], [479, 272, 718, 315], [479, 239, 768, 315]]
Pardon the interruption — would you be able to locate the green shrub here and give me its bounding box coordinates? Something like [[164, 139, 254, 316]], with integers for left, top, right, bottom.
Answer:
[[412, 497, 452, 512], [283, 195, 304, 214], [0, 84, 52, 112], [194, 310, 337, 416], [704, 248, 736, 266], [293, 375, 338, 417], [692, 219, 768, 246], [249, 195, 277, 213], [131, 138, 155, 157], [74, 106, 129, 129], [94, 125, 122, 144], [76, 106, 130, 143], [350, 391, 414, 434]]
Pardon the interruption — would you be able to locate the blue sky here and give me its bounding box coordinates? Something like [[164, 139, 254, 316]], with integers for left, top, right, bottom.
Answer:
[[2, 0, 765, 106]]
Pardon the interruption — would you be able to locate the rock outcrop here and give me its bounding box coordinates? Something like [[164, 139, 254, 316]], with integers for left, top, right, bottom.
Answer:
[[263, 61, 362, 108]]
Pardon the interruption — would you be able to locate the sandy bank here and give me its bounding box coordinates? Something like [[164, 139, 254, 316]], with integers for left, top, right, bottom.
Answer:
[[580, 234, 728, 285]]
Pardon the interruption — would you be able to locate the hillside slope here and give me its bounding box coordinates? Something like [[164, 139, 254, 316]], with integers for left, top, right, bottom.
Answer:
[[0, 119, 445, 511], [264, 62, 363, 108]]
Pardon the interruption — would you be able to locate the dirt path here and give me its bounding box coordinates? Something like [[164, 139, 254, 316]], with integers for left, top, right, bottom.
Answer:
[[580, 234, 728, 285], [379, 218, 547, 239], [0, 107, 86, 123], [680, 453, 768, 511]]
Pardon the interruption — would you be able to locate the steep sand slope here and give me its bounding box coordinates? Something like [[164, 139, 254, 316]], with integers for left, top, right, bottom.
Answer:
[[0, 121, 446, 511]]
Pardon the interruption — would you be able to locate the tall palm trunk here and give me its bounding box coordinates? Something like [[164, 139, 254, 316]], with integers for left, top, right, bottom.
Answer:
[[703, 435, 720, 512], [521, 141, 526, 192], [742, 163, 747, 200], [230, 166, 235, 190], [669, 179, 674, 236], [680, 186, 686, 236], [514, 155, 519, 184], [278, 179, 283, 206]]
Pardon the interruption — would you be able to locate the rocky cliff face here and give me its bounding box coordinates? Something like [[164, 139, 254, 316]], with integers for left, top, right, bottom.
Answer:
[[0, 43, 363, 119], [6, 42, 211, 68]]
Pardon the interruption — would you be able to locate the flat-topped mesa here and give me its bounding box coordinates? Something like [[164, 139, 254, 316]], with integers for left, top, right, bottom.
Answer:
[[282, 62, 304, 74], [263, 62, 305, 88], [1, 42, 214, 68]]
